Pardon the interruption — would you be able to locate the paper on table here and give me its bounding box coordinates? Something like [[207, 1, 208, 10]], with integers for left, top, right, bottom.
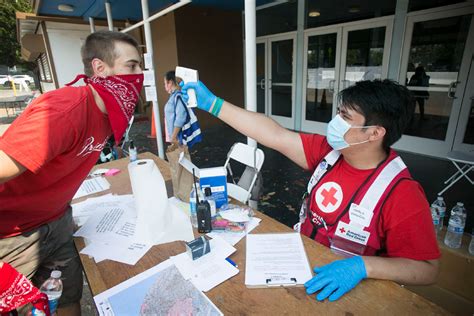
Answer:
[[94, 260, 223, 316], [73, 200, 137, 244], [207, 217, 261, 246], [168, 196, 191, 216], [72, 194, 133, 227], [73, 177, 110, 199], [81, 242, 152, 266], [245, 233, 313, 288], [170, 235, 239, 292]]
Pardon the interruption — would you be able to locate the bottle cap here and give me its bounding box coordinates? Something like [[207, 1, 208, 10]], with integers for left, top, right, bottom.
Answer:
[[130, 140, 135, 149], [204, 187, 212, 197], [457, 202, 464, 207], [51, 270, 62, 279], [437, 196, 444, 201]]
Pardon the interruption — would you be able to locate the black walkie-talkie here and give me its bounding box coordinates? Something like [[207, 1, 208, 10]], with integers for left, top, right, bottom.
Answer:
[[193, 169, 212, 233]]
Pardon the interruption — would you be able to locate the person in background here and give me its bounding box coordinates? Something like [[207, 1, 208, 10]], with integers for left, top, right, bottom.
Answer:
[[180, 78, 440, 302], [163, 70, 202, 149], [408, 66, 430, 120], [0, 30, 143, 315]]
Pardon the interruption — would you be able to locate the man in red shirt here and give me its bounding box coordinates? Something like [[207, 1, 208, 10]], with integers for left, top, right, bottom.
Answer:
[[180, 79, 440, 301], [0, 31, 143, 315]]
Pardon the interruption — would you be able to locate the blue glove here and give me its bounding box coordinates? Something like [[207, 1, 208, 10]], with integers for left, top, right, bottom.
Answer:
[[180, 81, 220, 114], [305, 256, 367, 302]]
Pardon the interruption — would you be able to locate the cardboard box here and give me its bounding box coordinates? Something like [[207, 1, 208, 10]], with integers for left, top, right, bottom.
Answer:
[[179, 154, 228, 208]]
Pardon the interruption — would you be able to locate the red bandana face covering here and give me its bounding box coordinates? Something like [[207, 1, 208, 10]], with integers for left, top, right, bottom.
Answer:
[[67, 73, 144, 144]]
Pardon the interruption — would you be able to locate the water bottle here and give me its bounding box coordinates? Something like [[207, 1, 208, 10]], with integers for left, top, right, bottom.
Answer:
[[39, 270, 63, 316], [469, 229, 474, 256], [431, 196, 446, 231], [430, 206, 440, 238], [444, 202, 467, 249], [203, 187, 217, 217], [189, 184, 203, 228], [129, 140, 137, 162]]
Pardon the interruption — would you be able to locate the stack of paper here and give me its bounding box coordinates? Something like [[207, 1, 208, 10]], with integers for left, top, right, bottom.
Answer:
[[73, 195, 194, 265], [73, 177, 111, 199], [170, 235, 239, 292]]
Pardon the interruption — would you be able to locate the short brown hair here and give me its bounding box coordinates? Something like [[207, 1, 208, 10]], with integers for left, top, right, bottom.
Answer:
[[81, 30, 140, 76]]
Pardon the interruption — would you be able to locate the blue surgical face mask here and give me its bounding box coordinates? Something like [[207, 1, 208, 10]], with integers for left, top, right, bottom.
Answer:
[[326, 114, 375, 151]]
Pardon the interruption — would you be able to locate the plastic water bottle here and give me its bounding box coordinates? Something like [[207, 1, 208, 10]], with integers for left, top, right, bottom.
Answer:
[[189, 184, 203, 228], [431, 196, 446, 231], [444, 202, 467, 249], [39, 270, 63, 316], [430, 206, 440, 238], [203, 187, 217, 217], [469, 229, 474, 256], [129, 140, 137, 162]]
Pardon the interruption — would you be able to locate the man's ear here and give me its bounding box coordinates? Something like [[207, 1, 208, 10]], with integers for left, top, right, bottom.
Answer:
[[369, 126, 386, 142], [91, 58, 107, 77]]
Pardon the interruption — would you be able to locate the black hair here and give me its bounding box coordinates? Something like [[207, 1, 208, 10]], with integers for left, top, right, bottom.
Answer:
[[81, 30, 139, 77], [338, 79, 415, 151], [164, 70, 177, 85]]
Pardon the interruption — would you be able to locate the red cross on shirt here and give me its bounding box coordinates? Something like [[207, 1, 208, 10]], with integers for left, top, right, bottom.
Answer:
[[321, 187, 338, 207], [339, 227, 346, 234]]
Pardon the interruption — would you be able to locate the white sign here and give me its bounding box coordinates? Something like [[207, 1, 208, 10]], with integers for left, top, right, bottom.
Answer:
[[145, 86, 157, 101], [143, 70, 155, 86], [143, 53, 153, 69]]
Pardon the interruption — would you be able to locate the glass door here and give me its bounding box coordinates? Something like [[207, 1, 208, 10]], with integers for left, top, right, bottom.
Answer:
[[269, 35, 296, 129], [256, 34, 296, 129], [340, 20, 392, 89], [302, 28, 342, 134], [396, 8, 474, 157], [453, 57, 474, 152], [302, 18, 393, 134]]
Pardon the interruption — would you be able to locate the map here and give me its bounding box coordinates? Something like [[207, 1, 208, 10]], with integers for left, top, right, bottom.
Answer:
[[94, 260, 222, 316]]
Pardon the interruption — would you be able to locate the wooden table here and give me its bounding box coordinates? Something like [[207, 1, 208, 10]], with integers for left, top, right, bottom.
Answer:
[[74, 152, 448, 315]]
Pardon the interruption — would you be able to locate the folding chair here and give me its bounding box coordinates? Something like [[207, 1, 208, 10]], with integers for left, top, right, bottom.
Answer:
[[120, 115, 135, 156], [223, 142, 265, 205], [438, 151, 474, 196]]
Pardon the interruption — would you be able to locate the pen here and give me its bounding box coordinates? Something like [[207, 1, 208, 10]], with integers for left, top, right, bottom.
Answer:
[[225, 257, 238, 268]]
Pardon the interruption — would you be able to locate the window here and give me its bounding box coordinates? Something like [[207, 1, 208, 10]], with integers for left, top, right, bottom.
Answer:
[[37, 53, 52, 82]]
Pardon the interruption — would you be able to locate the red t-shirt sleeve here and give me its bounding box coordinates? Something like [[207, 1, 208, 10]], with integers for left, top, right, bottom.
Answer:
[[0, 96, 77, 173], [299, 133, 332, 170], [380, 180, 441, 260]]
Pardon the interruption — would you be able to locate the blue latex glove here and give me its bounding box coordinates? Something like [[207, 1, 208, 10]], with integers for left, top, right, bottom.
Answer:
[[180, 81, 217, 112], [305, 256, 367, 302]]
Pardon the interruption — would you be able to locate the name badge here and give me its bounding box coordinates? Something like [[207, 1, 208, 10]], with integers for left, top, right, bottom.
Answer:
[[334, 221, 370, 245], [349, 203, 374, 228]]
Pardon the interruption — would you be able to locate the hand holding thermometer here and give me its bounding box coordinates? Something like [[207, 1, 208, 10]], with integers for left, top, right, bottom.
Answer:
[[176, 66, 199, 108]]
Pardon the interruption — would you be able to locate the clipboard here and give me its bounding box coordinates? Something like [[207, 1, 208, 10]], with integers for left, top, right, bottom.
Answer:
[[244, 232, 313, 288]]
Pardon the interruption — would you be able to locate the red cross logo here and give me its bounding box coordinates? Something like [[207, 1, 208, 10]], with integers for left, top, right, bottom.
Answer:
[[321, 187, 338, 207], [339, 227, 346, 234]]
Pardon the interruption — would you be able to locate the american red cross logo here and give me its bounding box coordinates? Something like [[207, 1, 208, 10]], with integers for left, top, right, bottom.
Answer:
[[315, 181, 343, 214], [321, 187, 338, 207], [339, 227, 346, 234]]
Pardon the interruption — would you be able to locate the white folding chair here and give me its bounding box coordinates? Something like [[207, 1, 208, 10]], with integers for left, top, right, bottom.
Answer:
[[438, 151, 474, 196], [120, 115, 135, 156], [223, 142, 265, 205]]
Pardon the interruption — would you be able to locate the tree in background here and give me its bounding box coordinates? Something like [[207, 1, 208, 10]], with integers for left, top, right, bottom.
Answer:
[[0, 0, 32, 68]]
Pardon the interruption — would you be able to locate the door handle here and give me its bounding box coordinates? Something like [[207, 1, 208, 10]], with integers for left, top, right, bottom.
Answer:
[[448, 81, 460, 99], [268, 79, 272, 90], [342, 79, 350, 89], [260, 79, 265, 90]]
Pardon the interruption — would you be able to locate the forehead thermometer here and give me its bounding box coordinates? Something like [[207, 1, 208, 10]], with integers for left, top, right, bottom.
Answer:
[[176, 66, 198, 108]]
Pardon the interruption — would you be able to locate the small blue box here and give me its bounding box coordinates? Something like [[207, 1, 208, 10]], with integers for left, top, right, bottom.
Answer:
[[199, 167, 228, 208]]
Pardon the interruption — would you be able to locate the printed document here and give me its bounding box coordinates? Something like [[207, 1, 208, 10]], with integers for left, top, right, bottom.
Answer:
[[73, 177, 110, 199], [245, 233, 313, 287]]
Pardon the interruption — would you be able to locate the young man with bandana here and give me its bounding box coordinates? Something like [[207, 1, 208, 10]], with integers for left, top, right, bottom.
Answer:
[[180, 79, 440, 302], [0, 31, 143, 315]]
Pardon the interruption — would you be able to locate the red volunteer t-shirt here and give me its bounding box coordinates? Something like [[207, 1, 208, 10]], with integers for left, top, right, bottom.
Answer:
[[0, 86, 111, 238], [299, 133, 440, 260]]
